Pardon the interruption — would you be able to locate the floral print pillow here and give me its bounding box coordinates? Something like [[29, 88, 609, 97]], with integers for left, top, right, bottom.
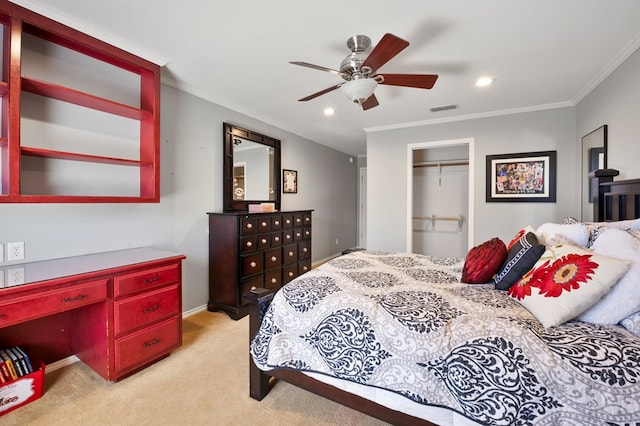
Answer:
[[508, 243, 630, 328]]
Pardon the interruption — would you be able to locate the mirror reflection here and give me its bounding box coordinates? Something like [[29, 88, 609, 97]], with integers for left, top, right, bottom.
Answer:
[[232, 138, 276, 201], [581, 125, 607, 221]]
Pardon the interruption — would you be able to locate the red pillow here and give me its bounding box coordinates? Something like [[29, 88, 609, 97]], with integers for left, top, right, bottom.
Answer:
[[461, 237, 508, 283]]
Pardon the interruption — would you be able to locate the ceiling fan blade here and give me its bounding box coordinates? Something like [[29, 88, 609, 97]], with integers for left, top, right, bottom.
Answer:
[[362, 33, 409, 72], [298, 84, 342, 102], [361, 94, 379, 110], [290, 61, 341, 75], [377, 73, 438, 89]]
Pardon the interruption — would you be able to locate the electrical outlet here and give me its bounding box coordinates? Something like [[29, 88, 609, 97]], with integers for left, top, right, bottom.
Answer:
[[7, 241, 25, 261], [335, 238, 339, 246], [7, 267, 25, 286]]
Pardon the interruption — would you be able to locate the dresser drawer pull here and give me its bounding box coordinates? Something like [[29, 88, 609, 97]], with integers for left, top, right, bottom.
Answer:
[[143, 338, 161, 347], [261, 221, 268, 228], [246, 223, 253, 229], [296, 232, 301, 237], [261, 238, 267, 244], [288, 251, 294, 257], [246, 241, 253, 247], [274, 220, 280, 226], [303, 248, 308, 253], [288, 272, 294, 277], [250, 261, 257, 268], [274, 236, 280, 242], [144, 276, 160, 283], [271, 278, 277, 284], [271, 256, 277, 262], [143, 304, 161, 313], [63, 294, 88, 303]]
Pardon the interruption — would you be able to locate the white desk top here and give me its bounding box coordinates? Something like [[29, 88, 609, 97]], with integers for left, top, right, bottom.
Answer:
[[0, 247, 185, 289]]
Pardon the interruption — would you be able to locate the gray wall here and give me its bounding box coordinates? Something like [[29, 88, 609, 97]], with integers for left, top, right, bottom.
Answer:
[[0, 84, 358, 313], [366, 107, 577, 251]]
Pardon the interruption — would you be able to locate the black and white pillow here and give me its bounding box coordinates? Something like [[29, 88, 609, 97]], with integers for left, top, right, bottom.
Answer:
[[494, 231, 545, 291]]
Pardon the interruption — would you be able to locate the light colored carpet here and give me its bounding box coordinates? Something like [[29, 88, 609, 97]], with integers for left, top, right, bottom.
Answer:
[[1, 311, 390, 425]]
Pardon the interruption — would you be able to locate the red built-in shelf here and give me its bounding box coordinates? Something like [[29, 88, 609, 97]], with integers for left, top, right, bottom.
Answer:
[[21, 77, 152, 120], [21, 146, 143, 166]]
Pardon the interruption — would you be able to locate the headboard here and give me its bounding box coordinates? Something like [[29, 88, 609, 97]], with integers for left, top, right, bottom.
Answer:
[[592, 169, 640, 221]]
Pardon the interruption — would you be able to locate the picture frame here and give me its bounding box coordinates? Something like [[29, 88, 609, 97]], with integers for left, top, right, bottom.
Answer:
[[283, 169, 298, 193], [486, 150, 556, 202]]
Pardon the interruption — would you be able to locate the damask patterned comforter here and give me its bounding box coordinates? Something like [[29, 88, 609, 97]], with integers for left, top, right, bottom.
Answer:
[[250, 251, 640, 425]]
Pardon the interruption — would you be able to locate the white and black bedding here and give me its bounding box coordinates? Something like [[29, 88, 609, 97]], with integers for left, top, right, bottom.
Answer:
[[250, 250, 640, 425]]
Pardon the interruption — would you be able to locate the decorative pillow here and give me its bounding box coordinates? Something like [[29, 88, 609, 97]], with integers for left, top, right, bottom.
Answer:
[[587, 218, 640, 230], [494, 231, 545, 291], [461, 237, 507, 283], [536, 222, 590, 247], [578, 228, 640, 324], [507, 243, 631, 328], [620, 311, 640, 338], [505, 226, 536, 250]]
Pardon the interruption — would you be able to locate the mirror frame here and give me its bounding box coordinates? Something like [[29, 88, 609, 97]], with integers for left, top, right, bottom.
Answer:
[[223, 122, 281, 212], [580, 124, 608, 221]]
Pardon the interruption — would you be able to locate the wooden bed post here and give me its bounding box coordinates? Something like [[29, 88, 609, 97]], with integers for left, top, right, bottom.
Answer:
[[590, 169, 619, 221], [245, 288, 275, 400]]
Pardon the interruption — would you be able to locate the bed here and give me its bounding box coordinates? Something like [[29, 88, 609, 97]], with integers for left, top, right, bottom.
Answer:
[[247, 170, 640, 425]]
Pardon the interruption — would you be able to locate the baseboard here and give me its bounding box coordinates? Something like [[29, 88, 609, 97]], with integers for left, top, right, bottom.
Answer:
[[312, 252, 342, 268]]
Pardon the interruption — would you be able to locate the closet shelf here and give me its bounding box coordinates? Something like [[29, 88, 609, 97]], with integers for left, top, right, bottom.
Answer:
[[21, 77, 151, 120]]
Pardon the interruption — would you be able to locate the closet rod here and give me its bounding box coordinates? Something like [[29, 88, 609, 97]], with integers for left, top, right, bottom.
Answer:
[[413, 160, 469, 168], [413, 214, 465, 230]]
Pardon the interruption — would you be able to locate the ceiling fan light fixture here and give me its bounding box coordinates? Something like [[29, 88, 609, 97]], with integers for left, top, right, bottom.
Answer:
[[341, 78, 378, 104]]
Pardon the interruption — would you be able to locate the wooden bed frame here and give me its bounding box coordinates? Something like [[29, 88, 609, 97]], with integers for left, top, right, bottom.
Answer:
[[246, 169, 640, 426]]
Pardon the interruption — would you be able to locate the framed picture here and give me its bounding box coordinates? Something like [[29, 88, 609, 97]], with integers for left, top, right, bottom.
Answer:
[[486, 151, 556, 202], [283, 169, 297, 193]]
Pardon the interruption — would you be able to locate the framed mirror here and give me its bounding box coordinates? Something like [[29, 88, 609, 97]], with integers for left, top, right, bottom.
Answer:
[[581, 124, 607, 221], [223, 123, 281, 212]]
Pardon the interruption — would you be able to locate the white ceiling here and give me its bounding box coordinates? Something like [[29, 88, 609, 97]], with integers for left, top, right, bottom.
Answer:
[[13, 0, 640, 157]]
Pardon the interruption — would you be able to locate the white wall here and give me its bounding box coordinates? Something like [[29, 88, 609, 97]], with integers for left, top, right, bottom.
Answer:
[[0, 84, 358, 313], [366, 107, 576, 250]]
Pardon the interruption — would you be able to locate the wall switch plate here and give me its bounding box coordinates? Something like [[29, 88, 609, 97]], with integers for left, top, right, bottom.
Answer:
[[8, 267, 25, 286], [7, 241, 25, 261]]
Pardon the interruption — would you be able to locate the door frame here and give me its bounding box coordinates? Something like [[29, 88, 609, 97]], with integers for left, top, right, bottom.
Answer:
[[406, 138, 475, 253]]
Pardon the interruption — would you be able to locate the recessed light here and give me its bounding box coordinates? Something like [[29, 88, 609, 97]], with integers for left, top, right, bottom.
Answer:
[[475, 77, 494, 87], [323, 107, 335, 116]]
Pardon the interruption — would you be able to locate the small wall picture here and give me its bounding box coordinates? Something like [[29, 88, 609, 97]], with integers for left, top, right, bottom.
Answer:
[[283, 169, 297, 193]]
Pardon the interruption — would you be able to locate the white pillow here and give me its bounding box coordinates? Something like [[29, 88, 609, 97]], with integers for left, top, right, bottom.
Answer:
[[587, 218, 640, 230], [620, 311, 640, 338], [578, 228, 640, 324], [536, 222, 590, 247], [507, 243, 630, 328]]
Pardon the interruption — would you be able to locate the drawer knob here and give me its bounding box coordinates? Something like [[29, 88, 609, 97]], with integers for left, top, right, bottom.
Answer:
[[143, 304, 161, 313], [288, 251, 294, 257], [247, 241, 253, 247], [63, 294, 88, 303], [247, 223, 253, 229], [286, 219, 291, 224], [303, 248, 308, 252], [274, 220, 280, 225], [271, 256, 277, 262], [271, 278, 277, 284], [274, 236, 280, 242], [251, 286, 257, 291], [250, 261, 257, 268], [302, 266, 308, 271], [261, 238, 267, 244], [144, 276, 160, 283], [288, 272, 294, 277], [296, 232, 301, 237], [261, 222, 268, 228]]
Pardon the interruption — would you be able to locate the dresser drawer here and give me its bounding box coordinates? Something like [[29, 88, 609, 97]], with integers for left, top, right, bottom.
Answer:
[[257, 217, 271, 234], [264, 269, 281, 290], [113, 284, 180, 335], [113, 264, 180, 297], [270, 215, 283, 230], [257, 234, 271, 250], [114, 316, 180, 375], [282, 214, 294, 229], [240, 235, 258, 253], [0, 279, 107, 327], [264, 247, 282, 270], [299, 259, 311, 275], [283, 243, 299, 265], [240, 217, 257, 235], [241, 253, 263, 278], [283, 263, 298, 284], [299, 240, 311, 259]]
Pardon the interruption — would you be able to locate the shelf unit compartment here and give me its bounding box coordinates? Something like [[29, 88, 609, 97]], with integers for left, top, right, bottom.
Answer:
[[20, 30, 141, 109]]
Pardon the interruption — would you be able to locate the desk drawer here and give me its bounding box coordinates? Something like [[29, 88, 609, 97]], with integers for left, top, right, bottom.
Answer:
[[113, 264, 180, 297], [0, 279, 107, 328], [113, 284, 180, 335], [114, 316, 180, 375]]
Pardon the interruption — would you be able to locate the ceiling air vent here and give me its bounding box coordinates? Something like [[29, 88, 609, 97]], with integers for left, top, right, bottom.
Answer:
[[430, 104, 458, 113]]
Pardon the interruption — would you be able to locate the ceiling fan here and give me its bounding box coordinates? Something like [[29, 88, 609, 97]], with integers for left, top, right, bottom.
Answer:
[[290, 33, 438, 110]]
